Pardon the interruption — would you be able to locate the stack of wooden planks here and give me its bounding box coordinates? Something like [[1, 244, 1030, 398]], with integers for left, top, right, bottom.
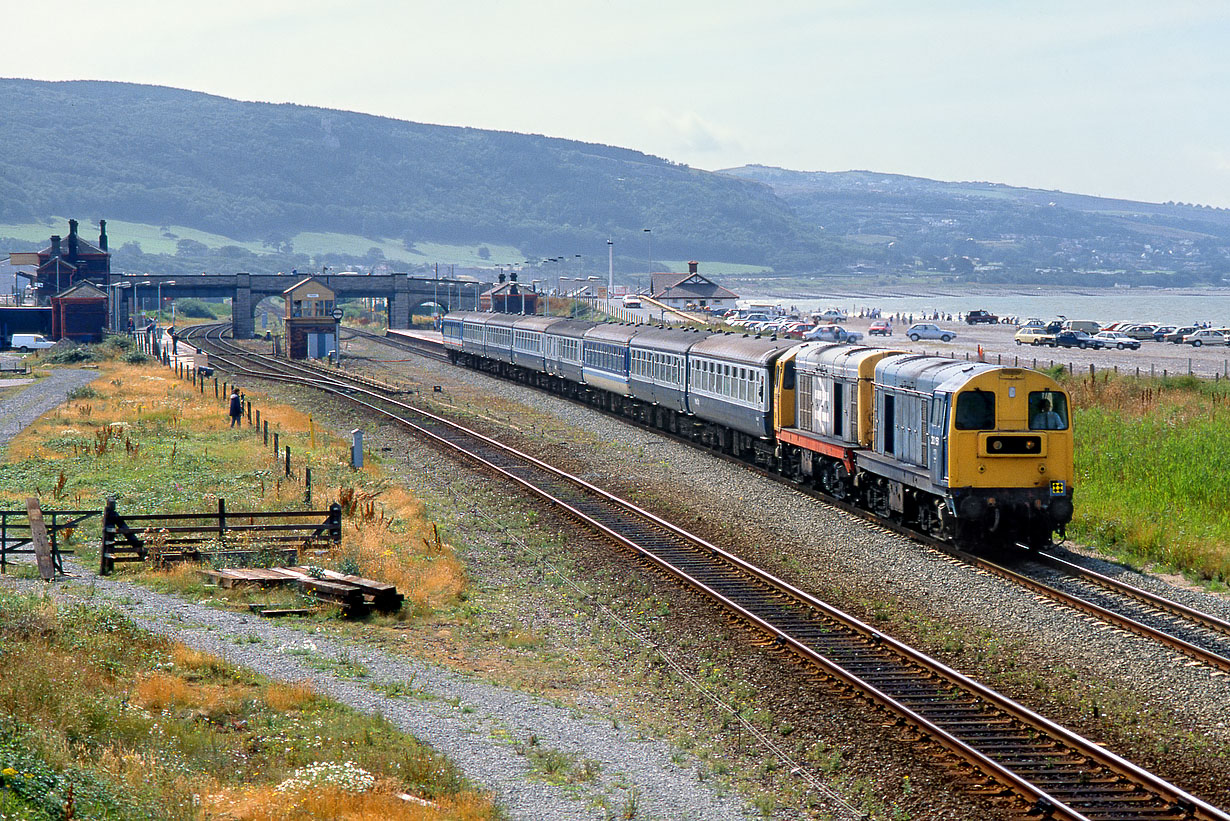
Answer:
[[198, 565, 403, 616]]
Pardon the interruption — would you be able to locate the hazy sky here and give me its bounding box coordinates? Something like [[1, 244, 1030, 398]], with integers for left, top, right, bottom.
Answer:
[[6, 0, 1230, 206]]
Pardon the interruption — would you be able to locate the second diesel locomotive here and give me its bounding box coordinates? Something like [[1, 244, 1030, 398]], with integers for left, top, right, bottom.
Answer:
[[441, 311, 1074, 547]]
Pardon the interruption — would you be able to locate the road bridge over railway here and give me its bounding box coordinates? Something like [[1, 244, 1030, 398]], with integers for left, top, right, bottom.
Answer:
[[105, 273, 488, 338]]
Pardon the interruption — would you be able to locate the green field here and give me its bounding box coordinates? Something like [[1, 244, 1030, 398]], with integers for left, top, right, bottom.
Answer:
[[1065, 373, 1230, 585]]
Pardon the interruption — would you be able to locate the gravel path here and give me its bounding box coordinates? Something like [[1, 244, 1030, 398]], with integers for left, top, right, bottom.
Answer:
[[3, 566, 755, 821], [0, 368, 98, 446]]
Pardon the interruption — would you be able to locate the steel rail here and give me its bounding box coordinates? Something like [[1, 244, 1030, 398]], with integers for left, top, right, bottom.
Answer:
[[350, 329, 1230, 677], [187, 325, 1230, 821]]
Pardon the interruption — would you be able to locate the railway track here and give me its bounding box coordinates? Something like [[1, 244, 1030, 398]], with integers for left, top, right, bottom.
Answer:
[[354, 328, 1230, 676], [185, 323, 1229, 821]]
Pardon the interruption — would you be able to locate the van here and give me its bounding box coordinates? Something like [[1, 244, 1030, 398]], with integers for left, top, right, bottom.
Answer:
[[1061, 320, 1101, 335], [10, 334, 55, 352]]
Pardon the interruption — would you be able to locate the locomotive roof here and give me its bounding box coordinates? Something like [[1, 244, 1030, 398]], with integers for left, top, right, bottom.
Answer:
[[875, 354, 1000, 394], [795, 342, 899, 372], [689, 332, 800, 366]]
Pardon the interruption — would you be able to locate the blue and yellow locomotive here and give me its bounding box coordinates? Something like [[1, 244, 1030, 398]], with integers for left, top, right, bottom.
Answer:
[[441, 311, 1074, 547]]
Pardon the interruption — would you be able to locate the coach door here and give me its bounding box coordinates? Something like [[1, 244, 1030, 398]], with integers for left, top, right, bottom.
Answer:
[[929, 392, 950, 482]]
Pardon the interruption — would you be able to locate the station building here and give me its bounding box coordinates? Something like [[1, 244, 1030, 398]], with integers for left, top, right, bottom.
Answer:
[[649, 262, 738, 312]]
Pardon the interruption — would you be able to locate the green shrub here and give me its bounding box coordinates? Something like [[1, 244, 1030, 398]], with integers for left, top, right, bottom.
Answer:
[[173, 298, 217, 319], [44, 346, 99, 364], [122, 351, 150, 365]]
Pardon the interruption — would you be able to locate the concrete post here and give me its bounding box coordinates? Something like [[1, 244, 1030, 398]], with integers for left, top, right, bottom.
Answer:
[[351, 429, 363, 469]]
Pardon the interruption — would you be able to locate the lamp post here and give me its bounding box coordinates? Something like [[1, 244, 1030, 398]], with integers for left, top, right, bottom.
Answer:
[[109, 282, 130, 332], [531, 280, 541, 316], [607, 238, 614, 298], [135, 281, 151, 329], [156, 280, 176, 329], [643, 228, 652, 292]]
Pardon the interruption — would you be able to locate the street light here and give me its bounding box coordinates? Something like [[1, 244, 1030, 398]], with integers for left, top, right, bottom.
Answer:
[[109, 282, 131, 332], [135, 281, 151, 327], [643, 228, 653, 297], [531, 280, 542, 316], [156, 280, 176, 329]]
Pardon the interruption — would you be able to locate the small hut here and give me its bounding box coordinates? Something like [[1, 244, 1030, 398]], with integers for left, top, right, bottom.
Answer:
[[50, 281, 108, 343], [282, 277, 337, 359]]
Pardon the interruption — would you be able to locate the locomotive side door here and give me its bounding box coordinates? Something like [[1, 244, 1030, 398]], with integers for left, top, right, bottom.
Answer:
[[929, 392, 951, 482]]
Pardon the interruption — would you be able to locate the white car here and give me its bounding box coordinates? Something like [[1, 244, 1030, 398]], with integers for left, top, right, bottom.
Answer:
[[1092, 331, 1141, 350], [621, 294, 642, 308], [1184, 329, 1230, 347], [906, 323, 956, 342], [10, 333, 55, 352], [815, 309, 848, 322]]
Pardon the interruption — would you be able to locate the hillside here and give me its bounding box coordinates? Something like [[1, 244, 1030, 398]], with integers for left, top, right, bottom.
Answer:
[[0, 79, 830, 280], [2, 79, 1229, 288], [723, 165, 1230, 287]]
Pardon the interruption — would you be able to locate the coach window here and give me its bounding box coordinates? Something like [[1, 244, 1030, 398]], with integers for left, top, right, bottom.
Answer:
[[1028, 391, 1069, 430], [954, 390, 996, 430]]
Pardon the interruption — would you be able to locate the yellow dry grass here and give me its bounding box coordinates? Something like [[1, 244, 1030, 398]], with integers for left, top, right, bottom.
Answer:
[[202, 784, 495, 820], [133, 671, 247, 718], [4, 359, 469, 612], [264, 680, 318, 712]]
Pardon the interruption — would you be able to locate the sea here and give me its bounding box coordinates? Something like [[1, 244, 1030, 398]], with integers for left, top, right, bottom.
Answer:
[[744, 287, 1230, 326]]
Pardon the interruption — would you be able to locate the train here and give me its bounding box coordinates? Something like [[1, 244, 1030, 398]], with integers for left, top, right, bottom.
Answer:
[[441, 311, 1074, 547]]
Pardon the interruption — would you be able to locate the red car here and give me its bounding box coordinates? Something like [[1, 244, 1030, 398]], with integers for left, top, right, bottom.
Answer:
[[868, 320, 892, 336]]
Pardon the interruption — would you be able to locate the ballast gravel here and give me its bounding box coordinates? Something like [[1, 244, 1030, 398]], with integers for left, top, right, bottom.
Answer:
[[347, 338, 1230, 808]]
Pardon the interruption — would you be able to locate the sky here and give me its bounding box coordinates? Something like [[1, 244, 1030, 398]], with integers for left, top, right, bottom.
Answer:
[[5, 0, 1230, 207]]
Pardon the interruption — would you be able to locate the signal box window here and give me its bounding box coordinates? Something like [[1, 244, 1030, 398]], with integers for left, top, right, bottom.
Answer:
[[955, 390, 995, 430], [1029, 391, 1069, 430]]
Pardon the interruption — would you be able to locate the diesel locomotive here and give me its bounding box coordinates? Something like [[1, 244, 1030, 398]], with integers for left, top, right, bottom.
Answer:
[[441, 311, 1074, 547]]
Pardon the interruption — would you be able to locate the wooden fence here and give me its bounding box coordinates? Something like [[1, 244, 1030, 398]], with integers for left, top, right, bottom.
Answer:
[[0, 503, 99, 576], [100, 497, 342, 575]]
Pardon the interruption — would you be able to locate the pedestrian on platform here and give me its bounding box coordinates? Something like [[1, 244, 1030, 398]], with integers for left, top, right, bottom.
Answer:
[[229, 389, 242, 428]]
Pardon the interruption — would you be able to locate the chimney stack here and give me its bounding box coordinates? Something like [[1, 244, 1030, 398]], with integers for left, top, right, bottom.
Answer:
[[51, 235, 62, 257], [67, 219, 79, 258], [688, 260, 699, 274], [99, 219, 108, 252]]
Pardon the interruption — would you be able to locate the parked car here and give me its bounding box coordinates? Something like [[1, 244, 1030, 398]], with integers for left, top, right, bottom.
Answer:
[[1163, 326, 1200, 343], [1018, 318, 1046, 329], [906, 323, 955, 342], [814, 308, 848, 323], [803, 324, 863, 344], [1061, 320, 1103, 335], [965, 310, 998, 325], [9, 333, 55, 352], [868, 320, 893, 336], [1093, 331, 1141, 350], [1183, 329, 1229, 347], [1052, 330, 1105, 350], [1015, 327, 1054, 346], [1123, 324, 1160, 340], [1152, 325, 1177, 342], [784, 322, 816, 339], [621, 294, 642, 308]]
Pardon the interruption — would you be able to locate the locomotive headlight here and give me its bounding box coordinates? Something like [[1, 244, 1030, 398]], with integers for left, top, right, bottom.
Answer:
[[992, 440, 1002, 451]]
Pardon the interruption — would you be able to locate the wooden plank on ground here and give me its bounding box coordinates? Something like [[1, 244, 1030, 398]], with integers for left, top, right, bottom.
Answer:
[[26, 498, 55, 581]]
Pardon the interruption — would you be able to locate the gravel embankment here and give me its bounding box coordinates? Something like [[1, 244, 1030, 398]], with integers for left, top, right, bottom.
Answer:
[[344, 337, 1230, 810], [0, 368, 99, 446], [5, 566, 757, 821]]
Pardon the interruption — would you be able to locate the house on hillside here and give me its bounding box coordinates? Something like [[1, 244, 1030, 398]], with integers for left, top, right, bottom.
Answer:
[[649, 262, 738, 311]]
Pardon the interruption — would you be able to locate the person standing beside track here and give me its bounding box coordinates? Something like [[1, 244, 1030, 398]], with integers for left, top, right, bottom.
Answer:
[[228, 389, 243, 428]]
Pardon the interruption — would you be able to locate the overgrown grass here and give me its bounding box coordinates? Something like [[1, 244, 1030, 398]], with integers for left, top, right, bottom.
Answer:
[[0, 588, 495, 819], [0, 357, 467, 614], [1064, 372, 1230, 583]]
